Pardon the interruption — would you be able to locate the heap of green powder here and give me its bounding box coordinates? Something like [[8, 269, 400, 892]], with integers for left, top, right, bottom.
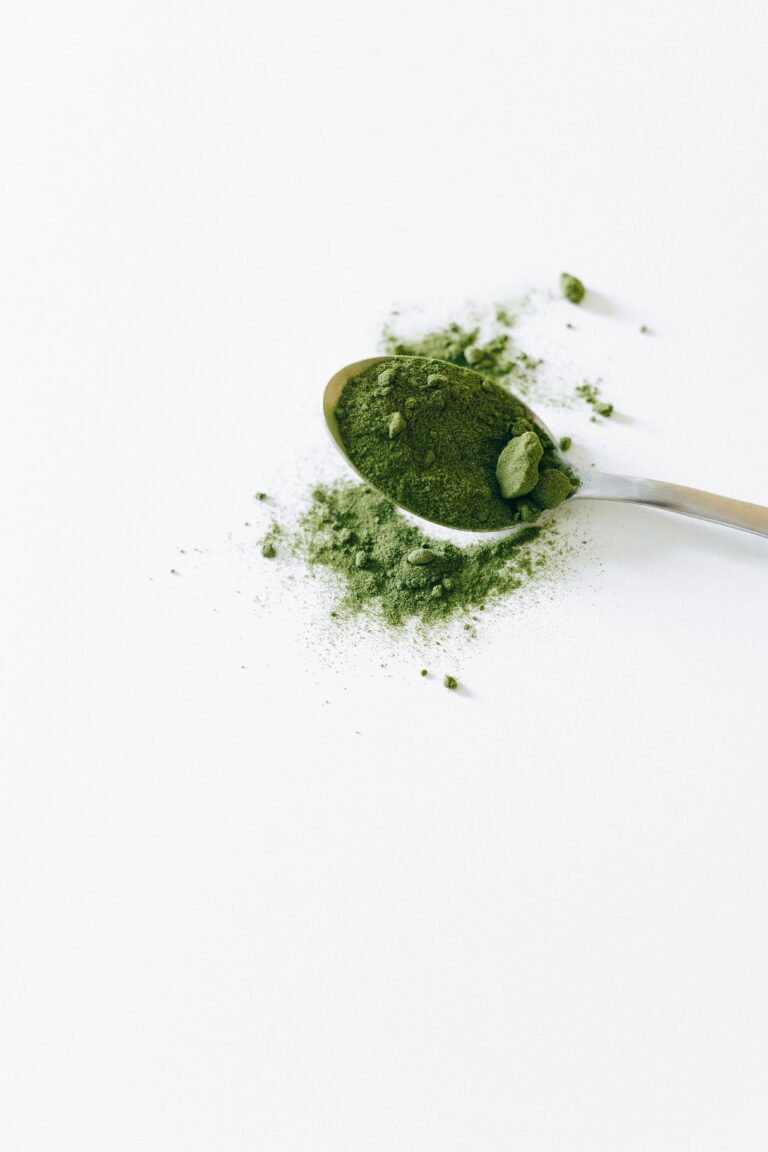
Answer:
[[335, 356, 576, 531], [297, 479, 567, 627]]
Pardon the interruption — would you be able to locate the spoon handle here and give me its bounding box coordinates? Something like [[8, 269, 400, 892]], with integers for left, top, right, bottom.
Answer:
[[577, 471, 768, 538]]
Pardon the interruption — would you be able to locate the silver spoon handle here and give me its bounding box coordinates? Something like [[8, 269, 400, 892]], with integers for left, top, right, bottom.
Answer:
[[576, 471, 768, 538]]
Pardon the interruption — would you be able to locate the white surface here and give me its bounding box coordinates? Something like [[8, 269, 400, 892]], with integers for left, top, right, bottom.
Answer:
[[3, 2, 768, 1148]]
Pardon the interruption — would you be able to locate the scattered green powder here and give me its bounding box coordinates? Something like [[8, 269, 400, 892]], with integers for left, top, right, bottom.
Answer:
[[420, 668, 428, 677], [382, 321, 482, 369], [260, 522, 282, 559], [335, 356, 576, 531], [381, 321, 541, 392], [254, 492, 269, 501], [575, 382, 613, 418], [296, 479, 568, 627], [640, 325, 650, 334], [275, 290, 613, 635], [443, 675, 459, 690], [560, 272, 586, 304]]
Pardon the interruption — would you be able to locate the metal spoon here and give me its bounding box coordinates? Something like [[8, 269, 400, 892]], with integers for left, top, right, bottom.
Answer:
[[324, 356, 768, 537]]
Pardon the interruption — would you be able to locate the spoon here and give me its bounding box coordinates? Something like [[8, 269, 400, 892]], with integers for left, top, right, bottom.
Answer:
[[324, 356, 768, 538]]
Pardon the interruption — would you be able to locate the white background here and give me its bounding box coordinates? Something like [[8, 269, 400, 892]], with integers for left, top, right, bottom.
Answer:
[[3, 2, 768, 1148]]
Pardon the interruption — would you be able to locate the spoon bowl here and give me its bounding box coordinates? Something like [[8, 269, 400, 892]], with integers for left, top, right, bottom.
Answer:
[[324, 356, 768, 538], [324, 356, 564, 532]]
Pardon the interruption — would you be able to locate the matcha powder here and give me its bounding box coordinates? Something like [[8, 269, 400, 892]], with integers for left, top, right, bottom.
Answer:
[[335, 356, 576, 531], [297, 479, 572, 628], [254, 294, 605, 636]]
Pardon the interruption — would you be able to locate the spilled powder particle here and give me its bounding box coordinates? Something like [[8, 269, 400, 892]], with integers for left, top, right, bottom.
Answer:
[[560, 272, 586, 304], [575, 381, 613, 418]]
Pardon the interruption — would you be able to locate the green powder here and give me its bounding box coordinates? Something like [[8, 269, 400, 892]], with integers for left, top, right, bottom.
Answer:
[[335, 356, 576, 531], [496, 431, 544, 498], [560, 272, 586, 304], [575, 382, 613, 418], [443, 675, 459, 690], [381, 321, 541, 392], [276, 292, 610, 635], [260, 522, 282, 558], [531, 468, 574, 509], [297, 479, 567, 627]]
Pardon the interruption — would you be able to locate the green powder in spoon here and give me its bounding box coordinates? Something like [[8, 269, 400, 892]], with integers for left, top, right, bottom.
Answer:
[[335, 356, 576, 531]]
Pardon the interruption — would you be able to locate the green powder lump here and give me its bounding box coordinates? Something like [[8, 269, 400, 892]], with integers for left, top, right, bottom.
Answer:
[[575, 382, 613, 418], [297, 480, 568, 627], [335, 356, 576, 531], [496, 434, 573, 510], [496, 431, 544, 498], [531, 468, 573, 509], [260, 522, 282, 558], [443, 675, 459, 690], [560, 272, 586, 304]]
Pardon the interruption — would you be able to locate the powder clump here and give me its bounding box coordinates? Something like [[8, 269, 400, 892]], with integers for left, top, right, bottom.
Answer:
[[531, 468, 573, 509], [388, 411, 406, 438], [495, 431, 544, 499], [560, 272, 586, 304], [260, 522, 282, 559]]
